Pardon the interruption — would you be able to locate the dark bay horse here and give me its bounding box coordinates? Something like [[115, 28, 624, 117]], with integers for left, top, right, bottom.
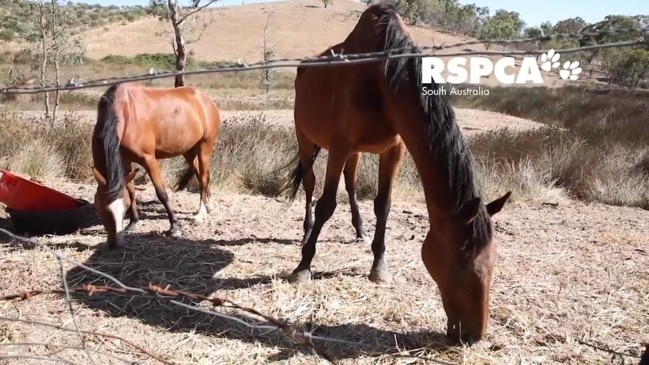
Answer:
[[284, 3, 511, 344], [91, 82, 221, 248]]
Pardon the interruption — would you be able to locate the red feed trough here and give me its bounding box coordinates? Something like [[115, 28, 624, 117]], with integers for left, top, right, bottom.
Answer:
[[0, 170, 92, 236], [0, 170, 84, 211]]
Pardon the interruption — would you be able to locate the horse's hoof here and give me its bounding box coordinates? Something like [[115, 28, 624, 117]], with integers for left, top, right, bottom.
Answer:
[[368, 269, 391, 284], [192, 214, 205, 223], [124, 221, 138, 232], [288, 269, 312, 283], [167, 229, 182, 238], [355, 235, 371, 245], [107, 240, 125, 250]]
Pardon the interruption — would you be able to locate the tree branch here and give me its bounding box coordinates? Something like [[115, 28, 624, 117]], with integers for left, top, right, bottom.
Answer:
[[185, 18, 213, 44], [177, 0, 219, 26]]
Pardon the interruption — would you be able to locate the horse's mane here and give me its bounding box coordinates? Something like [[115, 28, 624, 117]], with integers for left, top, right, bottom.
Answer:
[[377, 3, 493, 251], [93, 83, 125, 201]]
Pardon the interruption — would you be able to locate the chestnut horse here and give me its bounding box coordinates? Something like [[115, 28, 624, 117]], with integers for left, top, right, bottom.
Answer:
[[91, 82, 221, 248], [284, 3, 511, 344]]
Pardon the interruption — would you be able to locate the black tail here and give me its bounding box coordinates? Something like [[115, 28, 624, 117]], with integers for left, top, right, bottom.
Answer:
[[175, 166, 196, 191], [284, 145, 321, 202], [94, 83, 125, 201]]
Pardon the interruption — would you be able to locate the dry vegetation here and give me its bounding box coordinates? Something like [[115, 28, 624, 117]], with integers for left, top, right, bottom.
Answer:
[[2, 85, 647, 209], [0, 1, 648, 364], [1, 82, 647, 363]]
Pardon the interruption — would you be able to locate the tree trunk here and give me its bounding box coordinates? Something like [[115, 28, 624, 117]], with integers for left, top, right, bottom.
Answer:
[[37, 0, 50, 123], [168, 0, 186, 87], [173, 32, 186, 88], [51, 0, 60, 124]]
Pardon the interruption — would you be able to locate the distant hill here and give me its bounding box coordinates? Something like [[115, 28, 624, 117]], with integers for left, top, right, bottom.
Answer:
[[3, 0, 574, 87], [0, 0, 148, 42]]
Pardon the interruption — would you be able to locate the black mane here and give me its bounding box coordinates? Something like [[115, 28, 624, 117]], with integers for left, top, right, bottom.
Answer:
[[93, 83, 125, 201], [379, 4, 493, 251]]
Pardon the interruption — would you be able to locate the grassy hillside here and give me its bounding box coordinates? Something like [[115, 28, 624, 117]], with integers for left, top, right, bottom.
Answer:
[[1, 0, 578, 89], [0, 0, 148, 42]]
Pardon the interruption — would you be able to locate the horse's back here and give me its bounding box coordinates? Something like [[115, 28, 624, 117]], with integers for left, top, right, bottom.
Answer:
[[116, 83, 220, 155], [295, 2, 403, 102], [292, 2, 406, 152]]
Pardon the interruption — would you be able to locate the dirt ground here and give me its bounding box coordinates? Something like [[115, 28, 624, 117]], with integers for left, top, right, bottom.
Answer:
[[0, 179, 647, 364], [0, 103, 646, 364], [5, 107, 545, 136]]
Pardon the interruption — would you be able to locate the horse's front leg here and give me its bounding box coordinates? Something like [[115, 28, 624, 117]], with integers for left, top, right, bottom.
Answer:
[[142, 154, 181, 237], [123, 161, 140, 232]]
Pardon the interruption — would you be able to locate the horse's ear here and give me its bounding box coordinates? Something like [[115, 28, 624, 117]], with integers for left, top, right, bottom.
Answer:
[[92, 166, 107, 186], [486, 191, 512, 216], [458, 197, 481, 224]]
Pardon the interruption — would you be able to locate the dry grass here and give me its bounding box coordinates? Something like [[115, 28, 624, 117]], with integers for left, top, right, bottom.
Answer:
[[1, 92, 647, 209], [1, 183, 647, 364], [0, 112, 94, 181], [457, 86, 649, 209], [0, 73, 647, 365]]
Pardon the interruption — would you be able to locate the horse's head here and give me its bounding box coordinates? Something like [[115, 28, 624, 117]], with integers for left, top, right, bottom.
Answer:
[[422, 191, 511, 344], [91, 166, 139, 249]]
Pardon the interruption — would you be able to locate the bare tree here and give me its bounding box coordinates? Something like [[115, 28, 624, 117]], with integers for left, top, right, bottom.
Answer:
[[148, 0, 219, 87], [29, 0, 85, 125], [260, 14, 275, 93]]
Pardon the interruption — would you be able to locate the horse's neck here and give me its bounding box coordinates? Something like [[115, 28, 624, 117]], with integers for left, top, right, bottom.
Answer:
[[412, 148, 457, 230], [388, 103, 459, 230]]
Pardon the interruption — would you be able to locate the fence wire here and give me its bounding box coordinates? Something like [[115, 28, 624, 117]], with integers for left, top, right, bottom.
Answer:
[[0, 28, 648, 95]]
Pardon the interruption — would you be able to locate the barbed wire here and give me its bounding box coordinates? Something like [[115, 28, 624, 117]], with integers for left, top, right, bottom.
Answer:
[[0, 227, 343, 364], [0, 225, 465, 364], [0, 28, 647, 95]]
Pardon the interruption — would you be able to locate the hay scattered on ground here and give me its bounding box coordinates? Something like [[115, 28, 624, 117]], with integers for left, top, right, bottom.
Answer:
[[1, 182, 647, 364]]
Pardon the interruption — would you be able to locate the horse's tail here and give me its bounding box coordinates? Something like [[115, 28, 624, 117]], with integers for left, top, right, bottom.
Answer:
[[94, 83, 126, 200], [284, 145, 321, 202], [175, 167, 195, 191]]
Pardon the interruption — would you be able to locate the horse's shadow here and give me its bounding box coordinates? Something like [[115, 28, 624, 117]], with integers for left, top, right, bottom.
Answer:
[[0, 202, 454, 362], [55, 232, 451, 362]]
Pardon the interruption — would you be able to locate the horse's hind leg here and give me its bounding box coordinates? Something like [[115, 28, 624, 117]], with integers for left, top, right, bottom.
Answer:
[[142, 154, 181, 237], [181, 150, 207, 221], [290, 139, 351, 283], [297, 130, 317, 245], [343, 152, 368, 243], [195, 140, 215, 221], [368, 141, 405, 284]]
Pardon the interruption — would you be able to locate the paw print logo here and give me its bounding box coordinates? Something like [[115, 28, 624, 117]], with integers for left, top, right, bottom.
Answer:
[[559, 61, 582, 81], [540, 49, 561, 72]]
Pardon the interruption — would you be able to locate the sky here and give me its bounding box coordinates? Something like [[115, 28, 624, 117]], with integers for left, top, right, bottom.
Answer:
[[460, 0, 648, 27], [76, 0, 647, 28]]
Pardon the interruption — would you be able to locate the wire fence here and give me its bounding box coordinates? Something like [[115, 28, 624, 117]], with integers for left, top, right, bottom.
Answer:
[[0, 28, 647, 95]]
